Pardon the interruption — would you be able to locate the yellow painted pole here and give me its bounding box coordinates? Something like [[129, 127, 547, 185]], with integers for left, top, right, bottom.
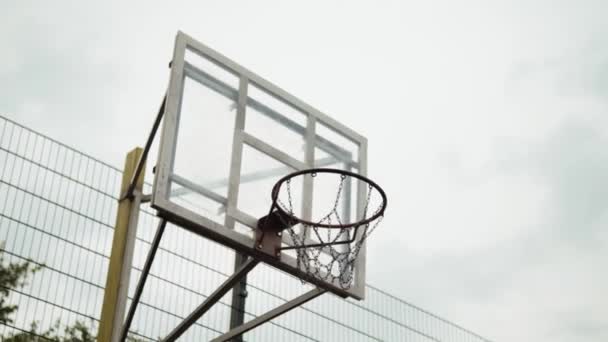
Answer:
[[98, 147, 145, 342]]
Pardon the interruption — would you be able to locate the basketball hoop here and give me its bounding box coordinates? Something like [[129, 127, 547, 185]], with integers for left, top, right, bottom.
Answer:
[[256, 168, 387, 289]]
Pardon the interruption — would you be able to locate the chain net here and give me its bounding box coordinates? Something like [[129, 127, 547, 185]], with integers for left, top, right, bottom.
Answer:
[[275, 172, 384, 289]]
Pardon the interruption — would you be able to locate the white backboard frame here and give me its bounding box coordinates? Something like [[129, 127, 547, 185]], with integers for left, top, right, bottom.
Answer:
[[152, 31, 368, 299]]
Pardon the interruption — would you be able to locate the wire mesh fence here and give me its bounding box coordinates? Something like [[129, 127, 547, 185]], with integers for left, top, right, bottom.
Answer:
[[0, 115, 492, 341]]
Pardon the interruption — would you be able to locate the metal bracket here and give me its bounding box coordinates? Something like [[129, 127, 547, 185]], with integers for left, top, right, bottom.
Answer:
[[140, 193, 152, 203], [255, 209, 295, 257]]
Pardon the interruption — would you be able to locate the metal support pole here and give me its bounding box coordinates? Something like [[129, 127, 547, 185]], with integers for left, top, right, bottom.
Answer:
[[228, 253, 248, 341], [211, 288, 326, 342], [119, 218, 167, 342], [162, 259, 259, 342]]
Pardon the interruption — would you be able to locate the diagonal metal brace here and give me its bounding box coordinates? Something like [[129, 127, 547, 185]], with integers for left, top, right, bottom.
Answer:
[[119, 218, 167, 342], [162, 258, 259, 341], [120, 94, 166, 202], [211, 288, 327, 342]]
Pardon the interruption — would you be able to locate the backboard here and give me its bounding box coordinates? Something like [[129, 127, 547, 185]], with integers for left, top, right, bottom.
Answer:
[[152, 31, 370, 299]]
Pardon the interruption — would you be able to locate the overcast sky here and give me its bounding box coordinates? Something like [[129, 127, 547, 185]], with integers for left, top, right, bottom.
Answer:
[[2, 1, 608, 341]]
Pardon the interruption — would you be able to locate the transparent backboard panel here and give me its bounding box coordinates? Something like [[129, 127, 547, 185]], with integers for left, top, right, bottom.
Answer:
[[168, 54, 238, 225], [238, 144, 302, 220], [184, 49, 239, 89], [315, 120, 359, 167], [245, 83, 308, 162], [153, 31, 369, 299]]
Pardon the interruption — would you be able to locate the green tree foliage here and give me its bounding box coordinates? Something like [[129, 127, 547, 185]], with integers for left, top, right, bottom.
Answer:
[[0, 253, 146, 341], [3, 320, 96, 342], [0, 255, 37, 324], [3, 320, 146, 341]]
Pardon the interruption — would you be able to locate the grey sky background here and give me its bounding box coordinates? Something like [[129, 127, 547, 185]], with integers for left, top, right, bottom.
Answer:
[[2, 1, 608, 341]]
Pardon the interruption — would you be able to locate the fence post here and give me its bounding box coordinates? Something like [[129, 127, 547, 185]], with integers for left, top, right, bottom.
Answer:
[[99, 147, 145, 342]]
